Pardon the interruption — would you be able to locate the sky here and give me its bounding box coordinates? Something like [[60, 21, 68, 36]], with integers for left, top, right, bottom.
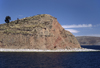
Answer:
[[0, 0, 100, 37]]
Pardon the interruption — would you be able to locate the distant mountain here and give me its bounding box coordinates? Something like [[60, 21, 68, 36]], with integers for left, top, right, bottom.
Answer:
[[76, 36, 100, 45]]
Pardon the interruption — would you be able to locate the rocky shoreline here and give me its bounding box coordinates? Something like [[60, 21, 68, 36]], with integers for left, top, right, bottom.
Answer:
[[0, 48, 100, 52]]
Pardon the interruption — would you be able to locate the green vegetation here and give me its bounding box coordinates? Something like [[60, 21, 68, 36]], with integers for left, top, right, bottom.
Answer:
[[32, 14, 45, 20], [5, 16, 11, 23], [0, 14, 53, 35]]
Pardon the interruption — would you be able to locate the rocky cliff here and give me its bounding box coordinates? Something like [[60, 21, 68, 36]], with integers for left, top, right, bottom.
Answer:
[[76, 36, 100, 45], [0, 14, 81, 49]]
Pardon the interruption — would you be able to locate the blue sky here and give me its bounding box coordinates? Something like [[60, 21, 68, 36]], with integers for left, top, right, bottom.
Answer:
[[0, 0, 100, 37]]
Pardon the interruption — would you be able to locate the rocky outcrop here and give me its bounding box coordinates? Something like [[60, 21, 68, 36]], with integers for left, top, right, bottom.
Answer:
[[0, 14, 81, 49]]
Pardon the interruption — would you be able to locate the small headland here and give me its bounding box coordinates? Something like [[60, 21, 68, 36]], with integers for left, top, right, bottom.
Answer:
[[0, 14, 81, 50]]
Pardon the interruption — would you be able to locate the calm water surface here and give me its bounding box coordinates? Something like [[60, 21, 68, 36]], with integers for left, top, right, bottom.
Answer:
[[0, 46, 100, 68]]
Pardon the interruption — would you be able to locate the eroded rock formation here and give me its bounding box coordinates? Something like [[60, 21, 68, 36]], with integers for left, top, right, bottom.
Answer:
[[0, 14, 81, 49]]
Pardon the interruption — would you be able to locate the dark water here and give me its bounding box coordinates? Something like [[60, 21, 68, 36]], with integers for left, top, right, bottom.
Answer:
[[0, 46, 100, 68], [81, 45, 100, 50]]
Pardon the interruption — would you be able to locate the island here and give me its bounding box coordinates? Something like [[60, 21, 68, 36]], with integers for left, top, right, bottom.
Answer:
[[0, 14, 99, 52]]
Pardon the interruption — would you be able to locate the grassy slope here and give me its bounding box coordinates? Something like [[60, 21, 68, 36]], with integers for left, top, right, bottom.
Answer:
[[0, 14, 53, 35]]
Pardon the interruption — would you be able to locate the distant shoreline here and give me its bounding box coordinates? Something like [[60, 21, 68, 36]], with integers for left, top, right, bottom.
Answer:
[[0, 48, 100, 52], [80, 44, 100, 46]]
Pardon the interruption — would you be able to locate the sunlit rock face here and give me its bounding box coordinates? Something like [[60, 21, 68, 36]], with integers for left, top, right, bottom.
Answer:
[[0, 14, 81, 49]]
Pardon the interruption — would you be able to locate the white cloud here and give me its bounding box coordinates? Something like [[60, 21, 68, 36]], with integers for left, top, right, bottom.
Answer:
[[75, 34, 100, 37], [65, 29, 79, 33], [62, 24, 92, 28], [94, 24, 100, 27]]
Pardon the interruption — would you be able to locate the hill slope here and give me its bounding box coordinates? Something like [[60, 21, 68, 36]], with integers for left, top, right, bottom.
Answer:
[[0, 14, 81, 49]]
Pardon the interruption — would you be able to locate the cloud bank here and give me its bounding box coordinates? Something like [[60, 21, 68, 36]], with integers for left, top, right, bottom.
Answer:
[[75, 34, 100, 37], [62, 24, 93, 33], [65, 29, 79, 33], [62, 24, 92, 28]]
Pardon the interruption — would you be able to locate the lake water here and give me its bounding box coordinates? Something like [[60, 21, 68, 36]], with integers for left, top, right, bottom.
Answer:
[[0, 46, 100, 68]]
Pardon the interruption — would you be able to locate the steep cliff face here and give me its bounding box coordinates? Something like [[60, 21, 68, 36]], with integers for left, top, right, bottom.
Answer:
[[0, 14, 81, 49]]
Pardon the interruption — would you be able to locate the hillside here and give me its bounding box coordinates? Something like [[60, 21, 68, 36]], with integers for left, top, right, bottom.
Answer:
[[0, 14, 81, 49], [76, 36, 100, 45]]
